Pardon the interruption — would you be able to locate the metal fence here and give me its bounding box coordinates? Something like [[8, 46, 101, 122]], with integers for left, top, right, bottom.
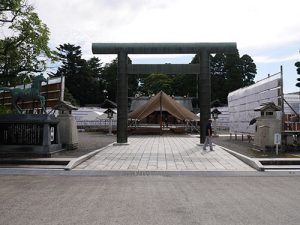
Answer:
[[0, 123, 43, 145], [76, 119, 117, 129]]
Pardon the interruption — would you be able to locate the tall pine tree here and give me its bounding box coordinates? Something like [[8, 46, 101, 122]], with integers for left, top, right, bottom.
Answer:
[[52, 43, 104, 106]]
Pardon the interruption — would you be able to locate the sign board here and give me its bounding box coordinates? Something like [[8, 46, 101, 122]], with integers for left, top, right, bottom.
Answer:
[[50, 127, 55, 142], [274, 133, 281, 145]]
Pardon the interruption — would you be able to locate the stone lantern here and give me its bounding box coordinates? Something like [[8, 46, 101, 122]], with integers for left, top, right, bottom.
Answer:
[[52, 101, 78, 150], [253, 102, 281, 149], [101, 99, 117, 136], [211, 108, 221, 136]]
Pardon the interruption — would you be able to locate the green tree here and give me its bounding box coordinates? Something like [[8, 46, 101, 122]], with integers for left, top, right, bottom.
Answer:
[[171, 74, 197, 97], [87, 57, 103, 80], [102, 59, 117, 101], [0, 0, 53, 86], [190, 51, 256, 104], [101, 57, 136, 102], [295, 61, 300, 87], [52, 43, 104, 106], [140, 73, 173, 95], [210, 53, 227, 103], [240, 54, 256, 86], [224, 51, 243, 96]]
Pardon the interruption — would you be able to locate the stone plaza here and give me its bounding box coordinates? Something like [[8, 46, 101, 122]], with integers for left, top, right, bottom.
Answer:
[[75, 135, 254, 172]]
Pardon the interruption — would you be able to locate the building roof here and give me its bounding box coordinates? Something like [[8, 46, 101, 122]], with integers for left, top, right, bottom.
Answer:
[[128, 91, 199, 121], [130, 96, 194, 112], [101, 99, 117, 109], [52, 100, 78, 111], [254, 102, 281, 112]]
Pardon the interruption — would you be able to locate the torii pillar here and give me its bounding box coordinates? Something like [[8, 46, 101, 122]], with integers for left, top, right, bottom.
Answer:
[[199, 50, 210, 143], [117, 50, 128, 143]]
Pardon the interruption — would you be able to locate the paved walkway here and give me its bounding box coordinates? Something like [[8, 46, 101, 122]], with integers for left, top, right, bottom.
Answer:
[[75, 135, 254, 171]]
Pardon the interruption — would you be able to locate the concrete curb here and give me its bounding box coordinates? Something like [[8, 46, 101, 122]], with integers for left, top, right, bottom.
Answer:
[[1, 168, 300, 177], [218, 145, 265, 171], [64, 143, 114, 171]]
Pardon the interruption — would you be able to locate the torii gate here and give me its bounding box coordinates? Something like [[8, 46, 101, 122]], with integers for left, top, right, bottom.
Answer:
[[92, 42, 237, 144]]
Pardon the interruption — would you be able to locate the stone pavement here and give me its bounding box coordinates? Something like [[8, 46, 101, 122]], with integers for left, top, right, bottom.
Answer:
[[75, 135, 254, 171]]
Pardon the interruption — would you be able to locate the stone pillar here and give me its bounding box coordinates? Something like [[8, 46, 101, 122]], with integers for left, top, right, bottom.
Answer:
[[43, 123, 51, 150], [57, 114, 78, 150], [198, 50, 210, 143], [117, 50, 128, 143]]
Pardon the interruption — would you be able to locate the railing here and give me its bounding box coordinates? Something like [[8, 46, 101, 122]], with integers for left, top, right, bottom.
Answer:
[[76, 119, 117, 129]]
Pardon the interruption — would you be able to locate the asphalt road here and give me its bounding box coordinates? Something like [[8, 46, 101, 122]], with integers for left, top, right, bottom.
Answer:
[[1, 175, 300, 225]]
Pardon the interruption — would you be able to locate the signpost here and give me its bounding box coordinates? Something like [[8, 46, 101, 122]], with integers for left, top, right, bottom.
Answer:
[[274, 133, 281, 155]]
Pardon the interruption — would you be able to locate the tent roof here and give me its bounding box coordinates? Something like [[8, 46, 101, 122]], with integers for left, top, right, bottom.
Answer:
[[128, 91, 199, 121], [130, 96, 193, 112]]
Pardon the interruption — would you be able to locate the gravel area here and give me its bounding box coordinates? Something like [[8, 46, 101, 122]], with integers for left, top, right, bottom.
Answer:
[[53, 132, 116, 158], [213, 134, 300, 158], [213, 135, 264, 157]]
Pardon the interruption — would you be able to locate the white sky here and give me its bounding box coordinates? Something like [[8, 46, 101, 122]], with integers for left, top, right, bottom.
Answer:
[[30, 0, 300, 93]]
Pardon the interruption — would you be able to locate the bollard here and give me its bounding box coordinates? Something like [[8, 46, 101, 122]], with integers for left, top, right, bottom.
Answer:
[[242, 134, 244, 141], [235, 133, 237, 140]]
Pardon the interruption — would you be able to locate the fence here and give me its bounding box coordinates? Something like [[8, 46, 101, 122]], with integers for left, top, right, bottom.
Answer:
[[76, 119, 117, 130], [0, 123, 44, 145]]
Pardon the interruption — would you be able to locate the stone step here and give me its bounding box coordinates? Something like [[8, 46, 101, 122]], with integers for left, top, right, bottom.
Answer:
[[263, 165, 300, 170], [0, 164, 66, 169], [0, 158, 72, 166]]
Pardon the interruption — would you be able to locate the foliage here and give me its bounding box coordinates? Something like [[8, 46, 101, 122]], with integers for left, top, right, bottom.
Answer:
[[53, 46, 137, 106], [101, 57, 136, 102], [51, 42, 256, 106], [64, 87, 79, 106], [0, 0, 54, 86], [51, 44, 105, 106], [240, 54, 256, 86], [170, 74, 197, 97], [101, 59, 117, 101], [0, 105, 12, 114], [191, 51, 256, 104], [134, 50, 256, 103], [140, 73, 173, 95]]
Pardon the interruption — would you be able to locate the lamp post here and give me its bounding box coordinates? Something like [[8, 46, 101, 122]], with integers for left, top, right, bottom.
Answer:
[[107, 108, 114, 135], [211, 108, 221, 137]]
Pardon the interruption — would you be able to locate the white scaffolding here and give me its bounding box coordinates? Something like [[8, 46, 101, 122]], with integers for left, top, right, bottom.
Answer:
[[228, 72, 282, 134]]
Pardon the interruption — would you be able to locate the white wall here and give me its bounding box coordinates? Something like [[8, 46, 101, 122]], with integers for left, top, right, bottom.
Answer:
[[72, 107, 105, 121]]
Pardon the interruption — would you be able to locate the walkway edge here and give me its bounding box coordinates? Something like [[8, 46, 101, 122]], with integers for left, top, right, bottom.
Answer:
[[64, 143, 114, 171], [218, 145, 265, 171]]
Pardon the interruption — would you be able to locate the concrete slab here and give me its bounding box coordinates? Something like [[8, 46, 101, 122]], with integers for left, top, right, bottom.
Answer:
[[1, 175, 300, 225]]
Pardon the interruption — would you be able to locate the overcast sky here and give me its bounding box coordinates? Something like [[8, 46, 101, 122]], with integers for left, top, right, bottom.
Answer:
[[31, 0, 300, 93]]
